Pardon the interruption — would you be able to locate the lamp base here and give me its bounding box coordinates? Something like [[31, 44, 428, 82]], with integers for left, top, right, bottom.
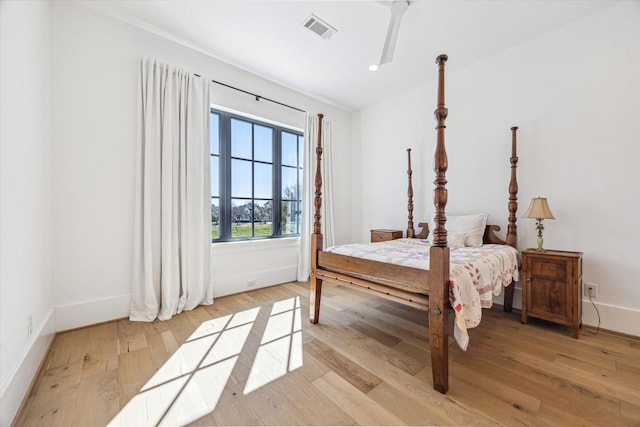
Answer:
[[535, 220, 546, 251]]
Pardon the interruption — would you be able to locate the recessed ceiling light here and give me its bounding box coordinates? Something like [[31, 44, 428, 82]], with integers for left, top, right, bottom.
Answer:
[[368, 64, 379, 71]]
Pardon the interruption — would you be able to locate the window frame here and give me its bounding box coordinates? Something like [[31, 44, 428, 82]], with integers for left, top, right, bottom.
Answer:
[[211, 108, 303, 242]]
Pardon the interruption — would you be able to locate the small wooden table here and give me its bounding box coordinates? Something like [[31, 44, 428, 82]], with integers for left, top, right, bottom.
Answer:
[[521, 248, 583, 338], [370, 229, 403, 243]]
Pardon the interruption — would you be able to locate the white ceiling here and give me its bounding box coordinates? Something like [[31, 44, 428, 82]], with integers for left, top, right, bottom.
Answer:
[[81, 0, 613, 111]]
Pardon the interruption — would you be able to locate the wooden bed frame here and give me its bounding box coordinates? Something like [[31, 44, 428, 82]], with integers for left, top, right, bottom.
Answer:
[[309, 54, 519, 394]]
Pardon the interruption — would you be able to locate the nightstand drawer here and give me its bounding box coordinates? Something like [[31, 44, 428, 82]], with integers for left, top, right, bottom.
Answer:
[[370, 229, 402, 242], [530, 258, 567, 280]]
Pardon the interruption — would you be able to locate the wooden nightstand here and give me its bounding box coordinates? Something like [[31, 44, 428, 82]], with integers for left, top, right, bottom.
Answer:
[[521, 249, 583, 338], [370, 229, 403, 242]]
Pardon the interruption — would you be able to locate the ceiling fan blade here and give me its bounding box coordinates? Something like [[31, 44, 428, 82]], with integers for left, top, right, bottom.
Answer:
[[379, 0, 409, 65]]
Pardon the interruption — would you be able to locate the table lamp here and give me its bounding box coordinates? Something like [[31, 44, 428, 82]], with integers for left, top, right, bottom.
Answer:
[[522, 197, 555, 251]]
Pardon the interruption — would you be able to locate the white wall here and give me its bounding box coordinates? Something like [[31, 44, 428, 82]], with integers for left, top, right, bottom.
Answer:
[[353, 2, 640, 336], [3, 2, 636, 424], [49, 1, 353, 330], [0, 1, 56, 424]]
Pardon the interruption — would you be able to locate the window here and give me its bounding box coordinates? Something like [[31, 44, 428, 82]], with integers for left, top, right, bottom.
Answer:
[[211, 109, 303, 241]]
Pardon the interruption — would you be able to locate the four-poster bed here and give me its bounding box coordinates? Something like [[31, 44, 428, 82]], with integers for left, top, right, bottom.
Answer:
[[309, 54, 520, 394]]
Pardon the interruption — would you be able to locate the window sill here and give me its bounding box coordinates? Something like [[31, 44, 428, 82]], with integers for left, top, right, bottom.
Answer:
[[211, 237, 300, 255]]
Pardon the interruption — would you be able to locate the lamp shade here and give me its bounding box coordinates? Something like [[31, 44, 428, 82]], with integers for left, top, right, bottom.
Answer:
[[522, 197, 555, 219]]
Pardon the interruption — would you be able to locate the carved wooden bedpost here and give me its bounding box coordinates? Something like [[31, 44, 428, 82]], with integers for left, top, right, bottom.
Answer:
[[406, 148, 415, 238], [432, 57, 449, 248], [310, 114, 324, 324], [429, 54, 450, 394], [503, 126, 519, 312], [506, 127, 518, 246]]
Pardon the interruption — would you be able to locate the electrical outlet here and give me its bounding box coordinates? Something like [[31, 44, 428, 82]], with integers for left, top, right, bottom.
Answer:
[[585, 283, 598, 298], [27, 315, 33, 337]]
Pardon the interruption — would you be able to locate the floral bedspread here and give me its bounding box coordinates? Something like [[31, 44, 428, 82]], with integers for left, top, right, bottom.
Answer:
[[324, 238, 519, 350]]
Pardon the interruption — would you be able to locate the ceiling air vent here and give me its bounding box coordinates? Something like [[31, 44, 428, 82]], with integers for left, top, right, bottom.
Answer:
[[302, 14, 337, 40]]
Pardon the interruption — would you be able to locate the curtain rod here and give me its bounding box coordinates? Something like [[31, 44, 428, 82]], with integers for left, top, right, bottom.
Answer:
[[206, 78, 306, 113]]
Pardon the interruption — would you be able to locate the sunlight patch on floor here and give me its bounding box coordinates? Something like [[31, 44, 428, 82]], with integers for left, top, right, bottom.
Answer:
[[108, 299, 304, 426], [244, 296, 303, 394]]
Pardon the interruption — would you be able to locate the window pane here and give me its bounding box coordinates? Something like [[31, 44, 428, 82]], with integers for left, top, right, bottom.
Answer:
[[231, 118, 252, 159], [231, 159, 252, 198], [211, 198, 220, 239], [254, 125, 272, 163], [281, 165, 298, 199], [281, 201, 299, 235], [210, 113, 220, 156], [254, 163, 272, 199], [282, 131, 298, 166], [254, 200, 273, 237], [231, 199, 252, 238], [298, 136, 304, 166], [210, 155, 219, 198]]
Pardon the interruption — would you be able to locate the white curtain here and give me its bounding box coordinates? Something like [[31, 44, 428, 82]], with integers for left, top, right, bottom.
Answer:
[[297, 113, 335, 282], [130, 58, 213, 321]]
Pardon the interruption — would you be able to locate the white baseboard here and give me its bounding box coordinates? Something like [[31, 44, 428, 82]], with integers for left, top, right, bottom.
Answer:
[[51, 286, 640, 338], [212, 265, 297, 298], [50, 284, 640, 338], [53, 265, 298, 332], [55, 294, 130, 332], [0, 309, 55, 427], [582, 299, 640, 337], [495, 287, 639, 338]]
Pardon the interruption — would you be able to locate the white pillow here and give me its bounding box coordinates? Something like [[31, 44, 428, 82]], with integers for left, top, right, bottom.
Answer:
[[448, 231, 467, 247], [426, 213, 488, 247]]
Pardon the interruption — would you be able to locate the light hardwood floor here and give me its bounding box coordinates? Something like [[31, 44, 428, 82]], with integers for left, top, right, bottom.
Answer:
[[13, 281, 640, 426]]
